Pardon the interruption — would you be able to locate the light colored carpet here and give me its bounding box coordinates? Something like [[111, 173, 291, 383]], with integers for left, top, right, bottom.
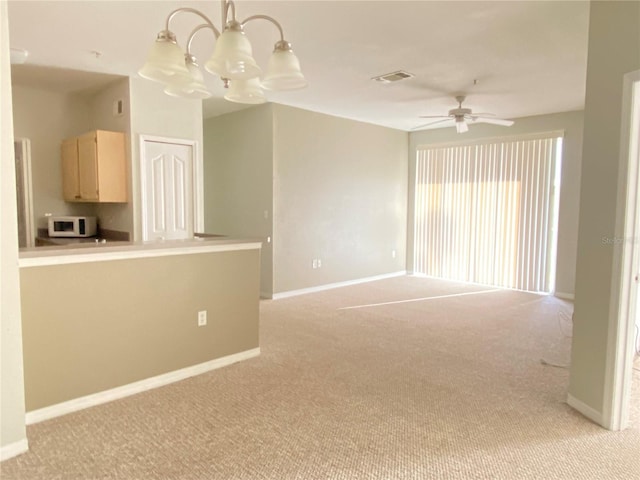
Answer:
[[2, 276, 639, 479]]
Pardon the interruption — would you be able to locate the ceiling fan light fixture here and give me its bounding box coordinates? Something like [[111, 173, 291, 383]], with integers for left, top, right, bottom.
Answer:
[[416, 96, 514, 133], [455, 118, 469, 134]]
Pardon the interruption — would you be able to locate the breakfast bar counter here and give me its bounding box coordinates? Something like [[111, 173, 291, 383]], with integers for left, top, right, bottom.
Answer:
[[18, 236, 262, 421], [20, 235, 261, 266]]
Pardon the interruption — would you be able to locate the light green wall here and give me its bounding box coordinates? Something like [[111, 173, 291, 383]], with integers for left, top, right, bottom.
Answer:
[[203, 104, 409, 297], [408, 110, 584, 297], [203, 105, 273, 297], [272, 104, 408, 294], [1, 0, 27, 456], [128, 77, 204, 241], [570, 0, 640, 418]]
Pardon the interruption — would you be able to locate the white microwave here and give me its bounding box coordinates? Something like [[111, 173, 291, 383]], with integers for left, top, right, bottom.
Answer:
[[48, 216, 97, 238]]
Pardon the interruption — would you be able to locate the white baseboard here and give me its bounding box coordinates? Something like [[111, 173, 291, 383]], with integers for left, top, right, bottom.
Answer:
[[0, 439, 28, 462], [272, 271, 407, 300], [555, 292, 575, 301], [26, 348, 260, 425], [567, 393, 604, 426]]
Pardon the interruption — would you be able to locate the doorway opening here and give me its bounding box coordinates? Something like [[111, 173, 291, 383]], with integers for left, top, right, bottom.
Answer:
[[606, 69, 640, 430]]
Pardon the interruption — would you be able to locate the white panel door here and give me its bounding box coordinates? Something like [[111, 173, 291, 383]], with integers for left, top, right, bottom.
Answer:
[[142, 140, 194, 241]]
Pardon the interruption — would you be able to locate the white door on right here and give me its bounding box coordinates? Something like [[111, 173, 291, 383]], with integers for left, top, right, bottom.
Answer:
[[141, 138, 194, 241]]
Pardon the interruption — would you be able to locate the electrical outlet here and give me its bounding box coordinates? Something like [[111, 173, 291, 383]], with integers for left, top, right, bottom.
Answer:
[[312, 259, 318, 269], [392, 250, 396, 259], [197, 310, 207, 326], [317, 259, 322, 268]]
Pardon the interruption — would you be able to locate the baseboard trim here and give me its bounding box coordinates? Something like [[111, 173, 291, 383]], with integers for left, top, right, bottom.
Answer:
[[0, 439, 29, 462], [272, 271, 407, 300], [26, 348, 260, 425], [555, 292, 575, 301], [567, 393, 604, 426]]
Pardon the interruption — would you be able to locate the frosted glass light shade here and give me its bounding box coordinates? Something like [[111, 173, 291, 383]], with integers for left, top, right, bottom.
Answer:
[[261, 48, 307, 91], [205, 29, 261, 80], [164, 60, 212, 99], [455, 119, 469, 133], [224, 78, 266, 104], [138, 33, 189, 83]]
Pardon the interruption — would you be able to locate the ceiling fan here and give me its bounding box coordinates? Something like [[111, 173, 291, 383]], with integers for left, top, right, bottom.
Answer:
[[413, 95, 514, 133]]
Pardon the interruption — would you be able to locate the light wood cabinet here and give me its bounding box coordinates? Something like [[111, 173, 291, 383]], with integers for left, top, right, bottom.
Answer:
[[61, 137, 80, 201], [61, 130, 127, 203]]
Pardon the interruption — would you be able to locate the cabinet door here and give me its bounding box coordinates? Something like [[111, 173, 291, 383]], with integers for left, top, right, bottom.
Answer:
[[77, 132, 99, 201], [95, 131, 127, 202], [61, 138, 80, 201]]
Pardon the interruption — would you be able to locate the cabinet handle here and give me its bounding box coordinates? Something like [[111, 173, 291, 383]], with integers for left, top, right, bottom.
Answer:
[[75, 195, 81, 199]]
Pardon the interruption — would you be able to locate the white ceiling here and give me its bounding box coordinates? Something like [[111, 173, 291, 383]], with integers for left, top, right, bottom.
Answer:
[[7, 0, 590, 131]]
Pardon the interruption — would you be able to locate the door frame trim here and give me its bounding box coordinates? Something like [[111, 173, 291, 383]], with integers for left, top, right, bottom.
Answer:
[[603, 69, 640, 430], [139, 134, 203, 241]]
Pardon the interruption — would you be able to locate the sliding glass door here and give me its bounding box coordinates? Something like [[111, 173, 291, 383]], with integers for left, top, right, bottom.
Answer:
[[414, 133, 562, 293]]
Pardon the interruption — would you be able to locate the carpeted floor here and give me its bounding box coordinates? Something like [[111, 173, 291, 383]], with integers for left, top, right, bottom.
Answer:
[[2, 276, 639, 479]]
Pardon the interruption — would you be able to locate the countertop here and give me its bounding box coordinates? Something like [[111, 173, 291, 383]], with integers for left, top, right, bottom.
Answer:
[[19, 234, 263, 267]]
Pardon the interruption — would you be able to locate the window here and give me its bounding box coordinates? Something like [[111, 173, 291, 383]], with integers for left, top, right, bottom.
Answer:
[[414, 133, 562, 293]]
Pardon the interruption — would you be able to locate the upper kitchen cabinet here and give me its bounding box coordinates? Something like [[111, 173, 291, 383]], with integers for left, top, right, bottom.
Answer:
[[62, 130, 127, 203]]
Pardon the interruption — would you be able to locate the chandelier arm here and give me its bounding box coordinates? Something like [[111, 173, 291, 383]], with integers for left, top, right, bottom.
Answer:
[[186, 24, 220, 54], [241, 14, 285, 42], [226, 0, 236, 23], [164, 7, 219, 34]]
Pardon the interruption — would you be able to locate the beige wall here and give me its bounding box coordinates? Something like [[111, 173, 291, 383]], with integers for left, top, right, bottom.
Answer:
[[203, 105, 273, 296], [12, 75, 205, 242], [11, 77, 134, 236], [569, 1, 640, 419], [1, 0, 27, 455], [20, 249, 260, 411], [13, 74, 204, 241], [11, 85, 96, 230], [408, 110, 584, 296], [129, 77, 204, 241], [89, 78, 133, 235], [272, 104, 408, 294]]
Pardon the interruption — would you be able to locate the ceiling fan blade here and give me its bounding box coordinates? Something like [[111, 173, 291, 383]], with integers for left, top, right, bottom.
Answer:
[[414, 118, 454, 127], [471, 116, 514, 127], [418, 115, 452, 119], [411, 118, 454, 131]]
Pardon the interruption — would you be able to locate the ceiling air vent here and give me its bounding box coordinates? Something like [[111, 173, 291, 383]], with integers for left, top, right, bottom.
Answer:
[[372, 70, 415, 84]]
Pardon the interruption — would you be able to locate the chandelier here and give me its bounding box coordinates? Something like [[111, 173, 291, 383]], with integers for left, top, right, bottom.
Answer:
[[139, 0, 307, 104]]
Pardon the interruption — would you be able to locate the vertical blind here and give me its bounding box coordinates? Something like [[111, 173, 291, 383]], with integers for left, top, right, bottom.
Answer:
[[414, 134, 561, 293]]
